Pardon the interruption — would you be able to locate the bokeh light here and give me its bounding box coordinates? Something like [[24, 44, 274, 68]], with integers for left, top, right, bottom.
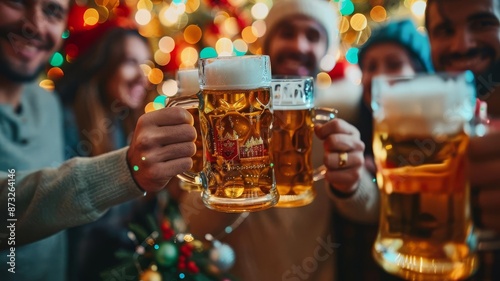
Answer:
[[252, 20, 266, 37], [162, 79, 178, 97], [180, 47, 199, 68], [184, 25, 202, 44], [154, 50, 171, 66], [320, 54, 336, 72], [47, 67, 64, 80], [222, 17, 239, 37], [200, 47, 217, 59], [135, 9, 152, 25], [233, 39, 248, 56], [345, 47, 359, 64], [339, 17, 350, 34], [370, 5, 387, 22], [39, 79, 55, 91], [50, 52, 64, 67], [137, 0, 153, 11], [242, 26, 258, 43], [159, 36, 175, 53], [340, 0, 355, 16], [148, 68, 164, 84], [83, 8, 99, 26], [185, 0, 201, 13], [251, 3, 269, 20], [316, 72, 332, 89], [411, 0, 426, 17], [350, 13, 367, 31], [216, 38, 234, 56]]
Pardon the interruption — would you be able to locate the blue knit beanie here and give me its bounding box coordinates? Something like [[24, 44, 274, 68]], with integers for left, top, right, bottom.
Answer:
[[358, 19, 433, 72]]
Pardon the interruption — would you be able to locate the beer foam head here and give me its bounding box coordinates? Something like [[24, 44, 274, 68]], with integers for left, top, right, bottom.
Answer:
[[199, 55, 271, 90], [372, 73, 476, 136], [176, 68, 200, 96]]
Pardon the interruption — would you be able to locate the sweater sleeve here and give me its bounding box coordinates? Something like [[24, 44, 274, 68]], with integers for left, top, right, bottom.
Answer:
[[0, 147, 145, 249], [327, 167, 380, 224]]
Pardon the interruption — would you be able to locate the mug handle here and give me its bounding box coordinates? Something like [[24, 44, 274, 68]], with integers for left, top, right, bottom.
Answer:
[[311, 107, 338, 182]]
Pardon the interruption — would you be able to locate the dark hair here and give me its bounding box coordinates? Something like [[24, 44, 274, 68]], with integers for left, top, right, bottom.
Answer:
[[55, 28, 150, 156]]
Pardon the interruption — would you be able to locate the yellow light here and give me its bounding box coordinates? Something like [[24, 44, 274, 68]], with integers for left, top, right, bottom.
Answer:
[[339, 17, 350, 34], [214, 12, 230, 25], [252, 20, 266, 37], [350, 13, 367, 31], [342, 30, 357, 45], [95, 6, 109, 24], [233, 39, 248, 54], [251, 3, 269, 20], [94, 0, 108, 7], [242, 26, 258, 43], [39, 79, 54, 91], [180, 47, 199, 68], [316, 72, 332, 89], [144, 102, 157, 113], [215, 38, 234, 56], [160, 5, 180, 26], [184, 25, 202, 44], [83, 8, 99, 26], [162, 79, 178, 97], [159, 36, 175, 53], [136, 0, 153, 11], [222, 17, 239, 37], [411, 0, 427, 17], [135, 9, 152, 26], [370, 5, 387, 22], [140, 64, 152, 76], [148, 68, 164, 85], [154, 50, 171, 66], [228, 0, 246, 7], [185, 0, 200, 13]]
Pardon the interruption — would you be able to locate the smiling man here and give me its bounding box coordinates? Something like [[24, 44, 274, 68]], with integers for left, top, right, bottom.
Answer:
[[426, 0, 500, 237], [426, 0, 500, 75], [0, 0, 196, 280]]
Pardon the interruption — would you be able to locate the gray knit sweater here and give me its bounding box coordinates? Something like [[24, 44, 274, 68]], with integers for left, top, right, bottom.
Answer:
[[0, 84, 144, 280]]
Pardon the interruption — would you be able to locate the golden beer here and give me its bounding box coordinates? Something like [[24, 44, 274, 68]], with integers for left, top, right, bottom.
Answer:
[[371, 73, 478, 280], [372, 129, 477, 280], [199, 88, 277, 212], [272, 109, 315, 207]]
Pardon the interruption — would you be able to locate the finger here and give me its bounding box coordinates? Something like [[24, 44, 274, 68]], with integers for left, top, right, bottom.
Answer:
[[141, 107, 194, 127], [134, 158, 194, 192], [135, 124, 197, 149], [324, 151, 364, 170], [142, 142, 197, 163], [314, 118, 360, 140], [323, 134, 365, 153], [324, 168, 361, 194]]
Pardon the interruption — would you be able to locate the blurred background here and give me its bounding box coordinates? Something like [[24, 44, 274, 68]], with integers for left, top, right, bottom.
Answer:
[[40, 0, 429, 112]]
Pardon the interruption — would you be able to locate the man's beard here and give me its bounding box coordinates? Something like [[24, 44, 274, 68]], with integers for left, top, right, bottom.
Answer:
[[475, 59, 500, 99], [0, 54, 45, 83]]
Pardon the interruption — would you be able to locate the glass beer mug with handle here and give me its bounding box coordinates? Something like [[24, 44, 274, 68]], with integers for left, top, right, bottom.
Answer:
[[168, 68, 203, 192], [180, 55, 279, 213], [271, 76, 337, 207], [371, 72, 478, 280]]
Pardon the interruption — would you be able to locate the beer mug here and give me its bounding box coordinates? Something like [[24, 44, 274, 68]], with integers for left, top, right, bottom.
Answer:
[[180, 55, 278, 213], [271, 76, 337, 207], [168, 68, 203, 192], [371, 72, 478, 280]]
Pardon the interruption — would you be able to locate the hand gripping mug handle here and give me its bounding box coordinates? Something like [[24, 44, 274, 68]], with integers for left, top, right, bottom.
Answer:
[[311, 107, 338, 182]]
